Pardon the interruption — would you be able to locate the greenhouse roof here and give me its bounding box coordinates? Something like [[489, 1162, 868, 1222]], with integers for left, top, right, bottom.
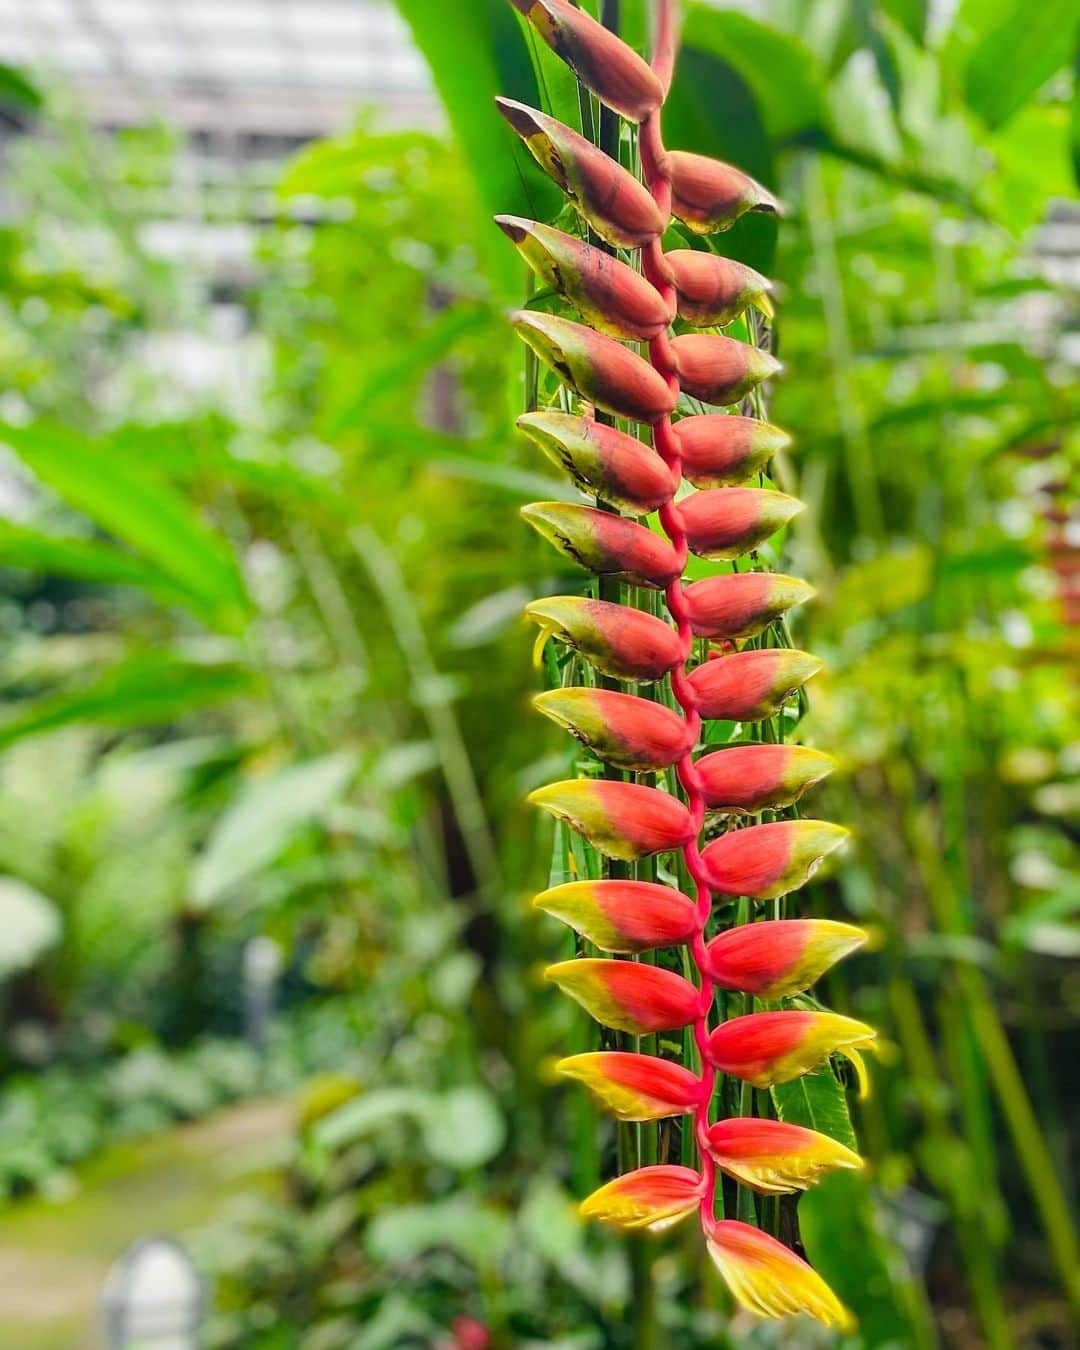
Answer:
[[0, 0, 437, 138]]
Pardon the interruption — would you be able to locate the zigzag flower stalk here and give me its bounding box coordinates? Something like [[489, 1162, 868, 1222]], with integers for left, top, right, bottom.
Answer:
[[501, 0, 873, 1331]]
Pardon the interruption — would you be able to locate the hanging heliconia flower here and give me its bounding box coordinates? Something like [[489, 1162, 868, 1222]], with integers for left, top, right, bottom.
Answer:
[[499, 0, 871, 1332]]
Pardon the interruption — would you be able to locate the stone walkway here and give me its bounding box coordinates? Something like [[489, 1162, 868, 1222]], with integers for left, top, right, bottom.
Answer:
[[0, 1097, 293, 1348]]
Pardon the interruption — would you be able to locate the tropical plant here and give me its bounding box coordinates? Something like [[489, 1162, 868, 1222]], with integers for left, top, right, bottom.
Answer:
[[0, 4, 1076, 1344], [499, 0, 877, 1331]]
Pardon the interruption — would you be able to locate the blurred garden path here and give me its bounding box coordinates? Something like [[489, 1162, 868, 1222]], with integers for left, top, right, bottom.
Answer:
[[0, 1097, 293, 1348]]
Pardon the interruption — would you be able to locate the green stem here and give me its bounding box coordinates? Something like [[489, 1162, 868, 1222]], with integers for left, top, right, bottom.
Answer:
[[350, 524, 501, 903], [804, 158, 884, 542], [961, 970, 1080, 1315]]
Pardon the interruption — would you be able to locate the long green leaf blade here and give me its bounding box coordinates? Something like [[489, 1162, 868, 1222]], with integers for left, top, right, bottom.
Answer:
[[0, 650, 255, 750], [1, 423, 250, 631]]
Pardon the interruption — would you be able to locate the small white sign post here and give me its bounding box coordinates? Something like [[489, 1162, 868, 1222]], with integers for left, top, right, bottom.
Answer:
[[101, 1236, 206, 1349]]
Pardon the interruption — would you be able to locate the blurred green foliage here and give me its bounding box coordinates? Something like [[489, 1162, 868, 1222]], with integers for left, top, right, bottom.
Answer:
[[0, 1, 1076, 1346]]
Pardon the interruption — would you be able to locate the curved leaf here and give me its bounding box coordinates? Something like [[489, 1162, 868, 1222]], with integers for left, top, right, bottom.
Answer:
[[0, 651, 255, 751], [682, 6, 829, 142], [0, 423, 249, 631], [962, 0, 1076, 128], [0, 521, 192, 605], [191, 752, 358, 908]]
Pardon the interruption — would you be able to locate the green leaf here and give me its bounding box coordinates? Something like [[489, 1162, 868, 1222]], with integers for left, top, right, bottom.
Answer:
[[420, 1086, 506, 1168], [681, 7, 829, 142], [824, 42, 904, 166], [365, 1196, 511, 1269], [854, 2, 904, 119], [392, 0, 561, 298], [430, 456, 578, 500], [1073, 38, 1080, 186], [963, 0, 1077, 128], [987, 103, 1076, 233], [0, 521, 192, 605], [0, 64, 43, 113], [277, 126, 443, 199], [0, 878, 61, 979], [878, 0, 927, 43], [0, 424, 250, 631], [771, 1063, 858, 1150], [191, 751, 358, 908], [315, 1086, 427, 1150], [316, 1083, 504, 1169], [800, 1171, 936, 1348], [328, 305, 491, 432], [0, 651, 254, 751]]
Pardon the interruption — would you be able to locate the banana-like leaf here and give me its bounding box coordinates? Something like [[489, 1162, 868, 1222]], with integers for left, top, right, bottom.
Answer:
[[0, 650, 255, 751], [191, 752, 358, 908], [682, 6, 828, 142], [0, 423, 249, 631], [0, 521, 192, 605], [960, 0, 1076, 128]]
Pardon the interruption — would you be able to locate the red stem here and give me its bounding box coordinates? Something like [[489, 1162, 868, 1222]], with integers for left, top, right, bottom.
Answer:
[[640, 5, 720, 1242]]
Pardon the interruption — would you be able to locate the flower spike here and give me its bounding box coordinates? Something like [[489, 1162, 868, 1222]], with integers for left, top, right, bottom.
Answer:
[[580, 1165, 705, 1231], [496, 99, 664, 247], [556, 1051, 704, 1121], [520, 502, 681, 588], [705, 1117, 863, 1195], [703, 918, 867, 998], [517, 411, 675, 514], [707, 1222, 854, 1331], [528, 779, 694, 861], [546, 958, 700, 1034], [507, 0, 664, 123], [512, 310, 677, 422], [500, 8, 871, 1332], [533, 687, 694, 772], [496, 217, 671, 340], [533, 878, 697, 952]]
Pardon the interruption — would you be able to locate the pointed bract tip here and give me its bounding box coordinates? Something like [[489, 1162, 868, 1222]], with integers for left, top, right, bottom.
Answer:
[[494, 95, 542, 138], [494, 213, 531, 243], [786, 577, 817, 603], [707, 1222, 855, 1331], [524, 595, 574, 623]]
